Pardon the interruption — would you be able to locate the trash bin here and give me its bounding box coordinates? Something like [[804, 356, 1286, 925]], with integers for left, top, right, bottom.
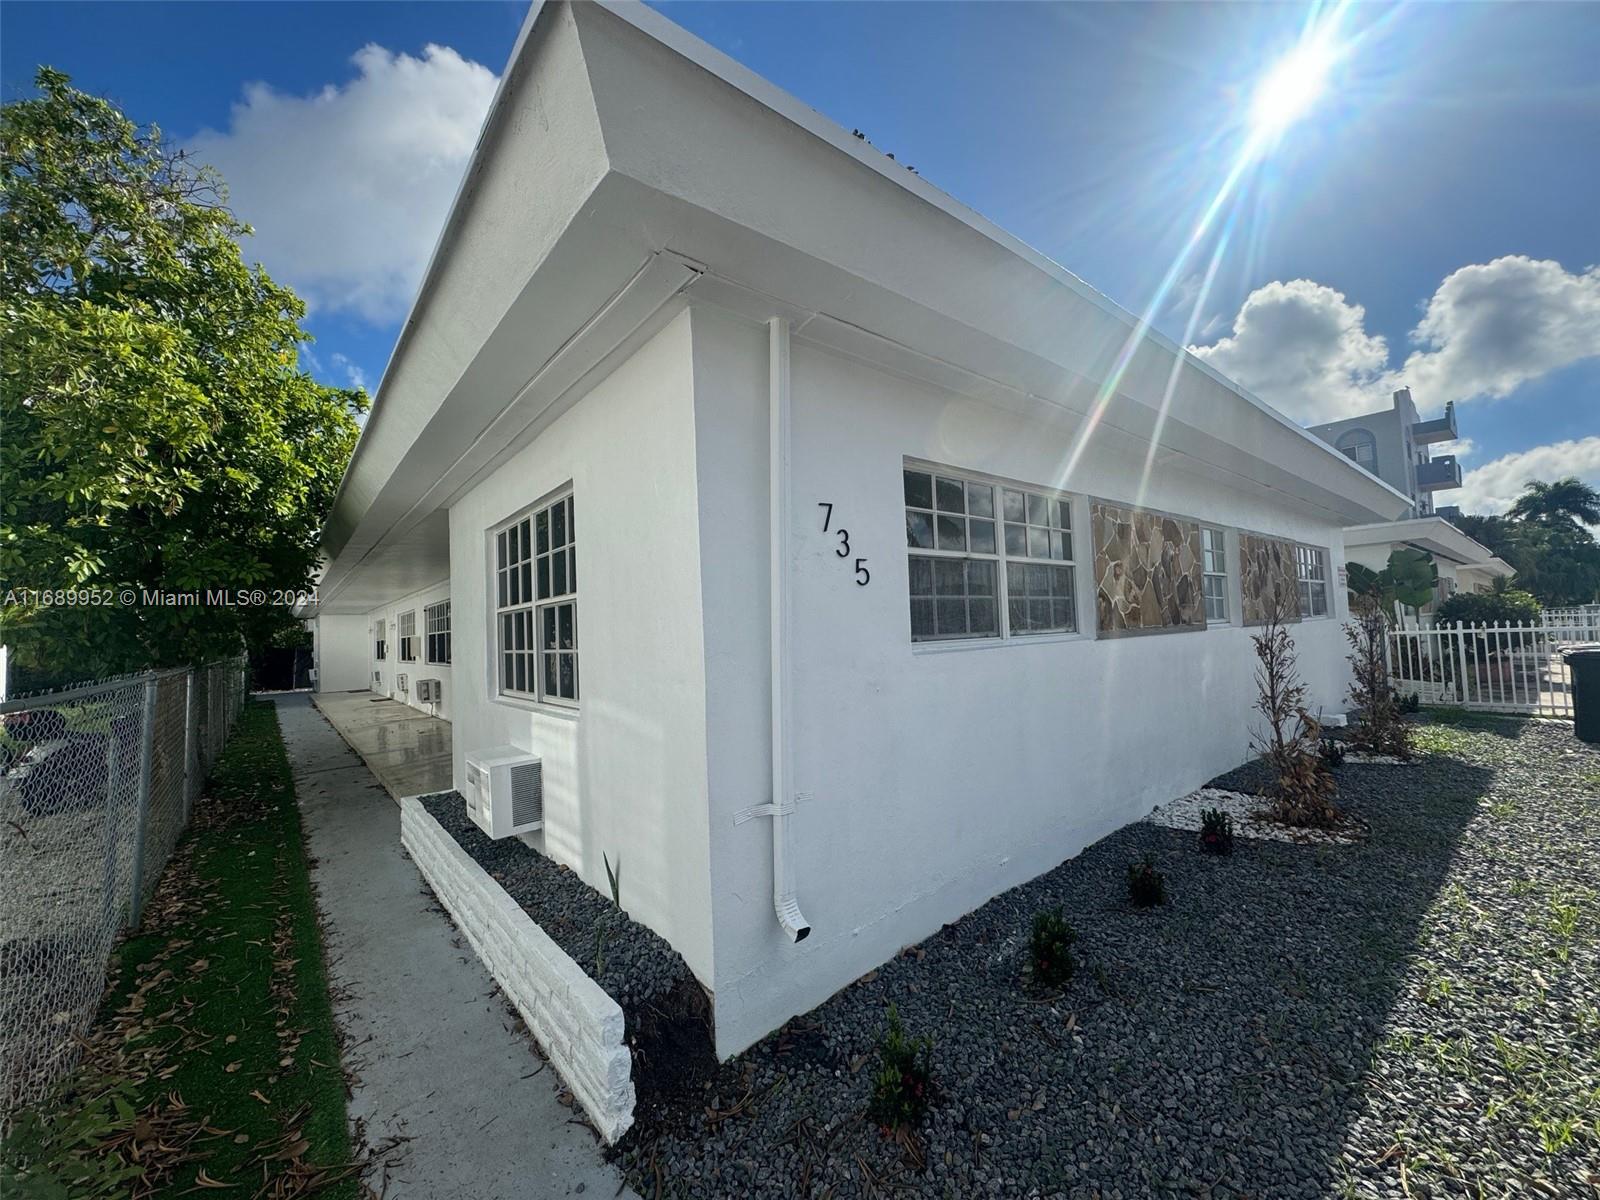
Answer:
[[1571, 647, 1600, 744]]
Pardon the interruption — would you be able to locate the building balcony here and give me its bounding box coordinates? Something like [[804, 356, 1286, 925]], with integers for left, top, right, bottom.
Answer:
[[1411, 401, 1458, 445], [1416, 454, 1462, 491]]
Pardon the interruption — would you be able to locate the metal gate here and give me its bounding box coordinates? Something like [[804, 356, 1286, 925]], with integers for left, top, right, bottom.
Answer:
[[1387, 621, 1595, 718]]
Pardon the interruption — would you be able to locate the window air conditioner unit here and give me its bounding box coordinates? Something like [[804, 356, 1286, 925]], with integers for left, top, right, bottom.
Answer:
[[464, 747, 543, 838], [396, 673, 408, 693], [373, 670, 381, 684], [417, 679, 441, 704]]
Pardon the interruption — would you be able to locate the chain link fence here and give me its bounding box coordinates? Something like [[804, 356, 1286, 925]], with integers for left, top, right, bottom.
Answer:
[[0, 659, 248, 1125]]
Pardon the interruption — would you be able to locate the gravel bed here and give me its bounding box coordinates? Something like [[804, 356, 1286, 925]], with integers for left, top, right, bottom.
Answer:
[[418, 791, 690, 1011], [618, 718, 1600, 1199]]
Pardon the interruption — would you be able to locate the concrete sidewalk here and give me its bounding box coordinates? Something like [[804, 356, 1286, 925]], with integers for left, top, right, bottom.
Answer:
[[311, 690, 452, 800], [273, 694, 631, 1199]]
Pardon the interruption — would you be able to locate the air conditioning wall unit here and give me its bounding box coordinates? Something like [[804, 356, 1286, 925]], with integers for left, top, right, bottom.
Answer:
[[464, 747, 543, 838], [373, 670, 381, 684], [396, 673, 409, 693], [417, 679, 441, 704]]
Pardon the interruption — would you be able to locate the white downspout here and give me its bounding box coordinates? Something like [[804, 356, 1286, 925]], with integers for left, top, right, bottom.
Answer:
[[768, 317, 811, 942]]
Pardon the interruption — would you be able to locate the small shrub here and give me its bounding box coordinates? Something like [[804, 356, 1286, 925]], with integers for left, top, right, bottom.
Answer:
[[1250, 607, 1340, 828], [1398, 692, 1421, 714], [1127, 856, 1167, 907], [1029, 908, 1077, 988], [1198, 807, 1233, 855], [1319, 737, 1346, 770], [1343, 595, 1411, 759], [866, 1004, 933, 1130]]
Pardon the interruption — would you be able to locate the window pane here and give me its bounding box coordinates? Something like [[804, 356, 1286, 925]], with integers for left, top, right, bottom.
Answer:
[[568, 548, 576, 591], [504, 654, 514, 691], [1028, 526, 1051, 559], [542, 606, 556, 650], [1049, 531, 1064, 561], [1008, 597, 1026, 631], [969, 519, 995, 554], [1061, 532, 1073, 562], [497, 530, 507, 571], [1005, 523, 1027, 556], [543, 653, 558, 697], [565, 497, 574, 543], [936, 515, 966, 551], [1055, 499, 1072, 530], [910, 596, 935, 638], [1003, 489, 1025, 522], [559, 653, 576, 699], [936, 476, 965, 513], [904, 470, 933, 509], [935, 598, 967, 635], [536, 509, 549, 554], [934, 558, 966, 595], [514, 655, 527, 694], [970, 597, 997, 634], [558, 603, 574, 650], [906, 511, 935, 549], [967, 483, 994, 517], [538, 556, 550, 599], [966, 559, 995, 595], [551, 501, 566, 549], [1053, 598, 1073, 628], [908, 556, 934, 595], [1026, 492, 1049, 526], [498, 571, 507, 609], [552, 550, 567, 596]]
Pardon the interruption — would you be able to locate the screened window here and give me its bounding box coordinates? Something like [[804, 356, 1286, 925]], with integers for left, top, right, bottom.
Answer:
[[1336, 429, 1377, 469], [494, 494, 577, 704], [1201, 527, 1228, 623], [374, 619, 387, 662], [425, 600, 451, 665], [904, 466, 1075, 642], [398, 610, 418, 662], [1296, 545, 1329, 618]]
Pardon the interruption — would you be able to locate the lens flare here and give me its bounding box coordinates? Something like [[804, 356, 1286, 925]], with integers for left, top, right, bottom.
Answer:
[[1250, 37, 1339, 137]]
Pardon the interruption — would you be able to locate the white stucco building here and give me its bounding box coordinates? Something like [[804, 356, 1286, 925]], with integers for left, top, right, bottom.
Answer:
[[301, 0, 1409, 1058]]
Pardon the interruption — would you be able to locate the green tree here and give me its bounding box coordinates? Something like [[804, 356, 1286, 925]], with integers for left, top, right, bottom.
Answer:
[[1, 68, 365, 686], [1453, 489, 1600, 608], [1507, 477, 1600, 528], [1345, 547, 1437, 613]]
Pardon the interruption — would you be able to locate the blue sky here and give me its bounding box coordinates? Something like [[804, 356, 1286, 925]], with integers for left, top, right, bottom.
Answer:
[[4, 1, 1597, 513]]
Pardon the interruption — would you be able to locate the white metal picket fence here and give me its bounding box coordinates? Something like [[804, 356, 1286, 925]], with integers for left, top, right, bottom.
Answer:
[[0, 659, 247, 1124], [1387, 621, 1597, 718]]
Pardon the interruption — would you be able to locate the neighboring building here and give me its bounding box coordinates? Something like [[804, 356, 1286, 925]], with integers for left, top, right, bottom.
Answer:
[[1343, 518, 1515, 605], [300, 0, 1408, 1058], [1308, 389, 1511, 609], [1308, 387, 1461, 517]]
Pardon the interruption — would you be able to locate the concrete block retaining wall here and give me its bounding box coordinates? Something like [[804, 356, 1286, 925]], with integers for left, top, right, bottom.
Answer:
[[400, 797, 635, 1142]]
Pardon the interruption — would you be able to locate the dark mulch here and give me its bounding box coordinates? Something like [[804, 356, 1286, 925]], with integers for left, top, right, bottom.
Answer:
[[417, 792, 716, 1104], [616, 719, 1600, 1200]]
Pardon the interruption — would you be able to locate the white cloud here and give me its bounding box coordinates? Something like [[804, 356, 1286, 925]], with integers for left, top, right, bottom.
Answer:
[[1188, 257, 1600, 424], [191, 44, 498, 325], [1456, 437, 1600, 515], [1187, 279, 1389, 422], [330, 352, 370, 392], [1399, 257, 1600, 408], [1435, 437, 1475, 460]]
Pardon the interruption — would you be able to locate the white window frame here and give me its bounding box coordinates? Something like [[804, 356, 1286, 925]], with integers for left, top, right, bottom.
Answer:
[[492, 491, 578, 707], [425, 600, 452, 665], [398, 610, 418, 662], [904, 461, 1080, 646], [1201, 526, 1230, 624], [1296, 544, 1330, 619]]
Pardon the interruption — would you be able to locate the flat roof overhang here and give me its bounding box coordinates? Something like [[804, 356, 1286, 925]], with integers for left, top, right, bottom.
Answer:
[[304, 0, 1411, 617], [1344, 517, 1504, 568]]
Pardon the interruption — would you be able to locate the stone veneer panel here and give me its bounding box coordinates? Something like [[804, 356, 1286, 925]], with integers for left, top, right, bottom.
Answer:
[[1091, 501, 1206, 637], [400, 797, 636, 1143], [1239, 533, 1302, 625]]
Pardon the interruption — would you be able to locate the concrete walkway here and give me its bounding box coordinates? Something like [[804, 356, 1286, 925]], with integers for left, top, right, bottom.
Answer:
[[311, 690, 452, 800], [273, 694, 630, 1199]]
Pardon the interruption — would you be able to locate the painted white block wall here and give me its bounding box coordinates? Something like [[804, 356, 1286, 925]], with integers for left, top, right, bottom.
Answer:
[[446, 311, 718, 990], [312, 613, 372, 694], [362, 580, 455, 722], [688, 308, 1353, 1056]]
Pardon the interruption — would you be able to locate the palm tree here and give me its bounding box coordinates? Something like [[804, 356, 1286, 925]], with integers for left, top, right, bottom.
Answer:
[[1508, 477, 1600, 529]]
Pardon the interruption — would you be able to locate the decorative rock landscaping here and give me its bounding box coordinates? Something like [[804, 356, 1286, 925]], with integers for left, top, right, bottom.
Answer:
[[617, 717, 1599, 1199], [1147, 786, 1362, 845]]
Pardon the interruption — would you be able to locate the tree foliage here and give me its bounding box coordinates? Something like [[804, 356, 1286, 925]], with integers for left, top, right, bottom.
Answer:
[[1434, 588, 1542, 628], [1346, 547, 1437, 612], [1, 69, 365, 685], [1343, 593, 1410, 758], [1454, 478, 1600, 607], [1249, 604, 1339, 828]]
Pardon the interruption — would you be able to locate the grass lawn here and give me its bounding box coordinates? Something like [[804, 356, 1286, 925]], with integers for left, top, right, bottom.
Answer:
[[1, 700, 356, 1198]]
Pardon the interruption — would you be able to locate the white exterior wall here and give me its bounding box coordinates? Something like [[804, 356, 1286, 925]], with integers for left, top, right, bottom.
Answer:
[[312, 613, 372, 693], [363, 580, 455, 721], [689, 309, 1354, 1056], [446, 312, 717, 988]]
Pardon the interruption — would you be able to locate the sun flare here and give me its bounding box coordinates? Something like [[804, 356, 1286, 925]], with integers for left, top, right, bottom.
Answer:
[[1250, 37, 1339, 137]]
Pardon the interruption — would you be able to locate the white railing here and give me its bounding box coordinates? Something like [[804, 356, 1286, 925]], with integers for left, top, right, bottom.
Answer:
[[1386, 621, 1592, 718], [1544, 605, 1600, 633]]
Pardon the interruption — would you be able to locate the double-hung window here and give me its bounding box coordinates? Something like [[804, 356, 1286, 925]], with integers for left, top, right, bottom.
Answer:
[[425, 600, 452, 665], [494, 493, 577, 704], [904, 465, 1076, 642], [398, 610, 418, 662], [1201, 527, 1229, 622], [1296, 545, 1329, 618], [374, 619, 387, 662]]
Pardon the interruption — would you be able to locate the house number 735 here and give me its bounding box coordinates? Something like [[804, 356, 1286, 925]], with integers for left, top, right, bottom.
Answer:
[[817, 503, 869, 586]]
